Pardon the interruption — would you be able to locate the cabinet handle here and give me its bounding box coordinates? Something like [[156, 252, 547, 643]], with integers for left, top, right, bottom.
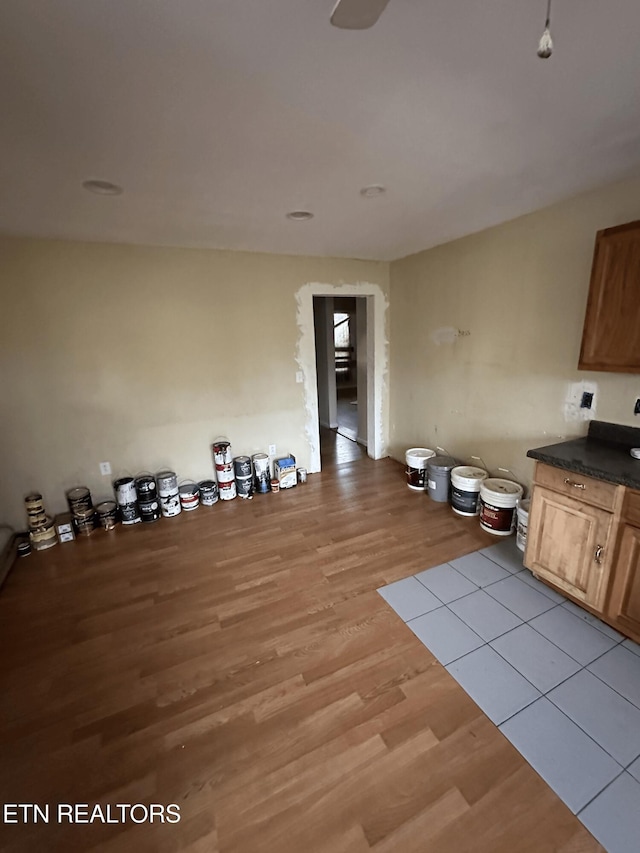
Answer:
[[564, 477, 586, 490], [594, 545, 604, 564]]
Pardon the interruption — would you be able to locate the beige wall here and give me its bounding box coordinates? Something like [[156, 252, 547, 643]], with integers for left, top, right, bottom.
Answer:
[[389, 177, 640, 492], [0, 238, 388, 528]]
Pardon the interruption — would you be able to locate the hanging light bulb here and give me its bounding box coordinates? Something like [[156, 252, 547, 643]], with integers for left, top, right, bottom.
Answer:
[[537, 0, 553, 58]]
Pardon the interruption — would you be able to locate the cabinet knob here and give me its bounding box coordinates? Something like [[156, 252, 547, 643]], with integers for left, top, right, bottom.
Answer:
[[564, 477, 586, 490], [594, 545, 604, 564]]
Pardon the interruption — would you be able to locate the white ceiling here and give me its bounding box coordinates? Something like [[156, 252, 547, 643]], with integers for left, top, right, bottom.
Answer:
[[1, 0, 640, 261]]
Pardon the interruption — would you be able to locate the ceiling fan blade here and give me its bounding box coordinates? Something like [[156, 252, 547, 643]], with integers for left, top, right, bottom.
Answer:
[[330, 0, 391, 30]]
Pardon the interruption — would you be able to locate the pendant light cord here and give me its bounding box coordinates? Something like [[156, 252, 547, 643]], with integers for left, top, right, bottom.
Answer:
[[545, 0, 552, 28]]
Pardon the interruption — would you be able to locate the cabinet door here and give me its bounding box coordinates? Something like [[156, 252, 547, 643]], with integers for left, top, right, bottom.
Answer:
[[525, 487, 614, 609], [578, 220, 640, 373], [607, 525, 640, 640]]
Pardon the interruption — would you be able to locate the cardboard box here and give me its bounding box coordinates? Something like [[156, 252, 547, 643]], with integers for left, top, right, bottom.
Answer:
[[55, 512, 75, 543], [274, 455, 296, 489]]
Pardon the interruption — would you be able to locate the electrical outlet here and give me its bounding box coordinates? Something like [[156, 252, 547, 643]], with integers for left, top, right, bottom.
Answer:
[[268, 444, 276, 455], [99, 461, 112, 476], [580, 392, 594, 409], [295, 371, 304, 384]]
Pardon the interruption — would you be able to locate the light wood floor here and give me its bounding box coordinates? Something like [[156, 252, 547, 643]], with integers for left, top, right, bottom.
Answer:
[[0, 443, 603, 852]]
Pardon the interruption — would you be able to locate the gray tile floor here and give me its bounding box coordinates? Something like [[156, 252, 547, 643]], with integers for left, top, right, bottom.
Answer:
[[377, 538, 640, 853]]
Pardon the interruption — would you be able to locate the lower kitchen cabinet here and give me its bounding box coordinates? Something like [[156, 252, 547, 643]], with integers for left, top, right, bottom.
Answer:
[[607, 523, 640, 637], [526, 486, 615, 610]]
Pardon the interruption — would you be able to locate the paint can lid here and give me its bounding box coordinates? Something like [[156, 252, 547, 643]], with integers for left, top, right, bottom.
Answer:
[[427, 455, 458, 472]]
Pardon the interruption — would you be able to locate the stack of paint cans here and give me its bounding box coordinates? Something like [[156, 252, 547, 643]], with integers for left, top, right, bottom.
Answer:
[[199, 479, 219, 506], [135, 473, 161, 523], [234, 456, 253, 499], [178, 482, 200, 511], [113, 477, 141, 526], [213, 440, 236, 501], [157, 470, 181, 518], [24, 492, 57, 551], [67, 486, 98, 536], [252, 453, 270, 494]]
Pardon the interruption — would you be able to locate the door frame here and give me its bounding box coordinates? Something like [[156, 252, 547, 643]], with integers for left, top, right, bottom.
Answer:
[[296, 281, 388, 472]]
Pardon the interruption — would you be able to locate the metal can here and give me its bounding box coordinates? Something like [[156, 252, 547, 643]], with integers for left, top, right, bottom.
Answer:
[[297, 467, 307, 484]]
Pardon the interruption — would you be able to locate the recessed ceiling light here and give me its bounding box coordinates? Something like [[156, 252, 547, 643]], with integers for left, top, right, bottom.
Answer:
[[286, 210, 314, 221], [360, 185, 386, 198], [82, 179, 124, 196]]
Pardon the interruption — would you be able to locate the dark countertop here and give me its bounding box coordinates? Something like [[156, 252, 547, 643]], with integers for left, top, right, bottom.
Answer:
[[527, 421, 640, 490]]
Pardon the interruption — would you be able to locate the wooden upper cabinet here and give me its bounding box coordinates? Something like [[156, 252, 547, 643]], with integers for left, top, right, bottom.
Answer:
[[578, 219, 640, 373]]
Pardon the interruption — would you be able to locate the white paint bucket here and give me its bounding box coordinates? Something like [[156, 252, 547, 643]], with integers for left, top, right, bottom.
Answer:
[[450, 466, 488, 517], [479, 479, 524, 536], [252, 453, 270, 494], [179, 482, 200, 511], [219, 480, 237, 501], [405, 447, 436, 491], [216, 462, 235, 484], [157, 470, 181, 517], [516, 499, 531, 552], [212, 440, 233, 466], [113, 477, 137, 507]]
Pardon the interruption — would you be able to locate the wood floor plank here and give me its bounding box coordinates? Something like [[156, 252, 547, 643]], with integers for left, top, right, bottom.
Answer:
[[0, 437, 603, 851]]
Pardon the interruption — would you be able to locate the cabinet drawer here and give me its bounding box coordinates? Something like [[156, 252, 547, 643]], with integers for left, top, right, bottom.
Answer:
[[533, 462, 620, 512], [624, 490, 640, 527]]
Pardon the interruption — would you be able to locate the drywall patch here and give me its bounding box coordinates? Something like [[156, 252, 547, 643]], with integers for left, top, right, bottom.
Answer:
[[430, 326, 459, 346], [295, 282, 389, 472], [564, 380, 598, 422]]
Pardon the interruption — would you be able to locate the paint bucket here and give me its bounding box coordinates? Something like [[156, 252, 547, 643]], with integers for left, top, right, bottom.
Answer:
[[216, 462, 235, 484], [199, 480, 219, 506], [134, 474, 157, 501], [139, 498, 161, 523], [252, 453, 270, 494], [450, 466, 489, 517], [29, 517, 57, 551], [96, 500, 118, 531], [66, 486, 93, 515], [24, 493, 47, 529], [405, 448, 436, 491], [213, 440, 233, 466], [219, 480, 237, 501], [157, 471, 181, 517], [119, 503, 141, 525], [17, 537, 31, 558], [297, 468, 307, 484], [179, 482, 200, 511], [426, 456, 458, 503], [479, 479, 524, 536], [113, 477, 137, 506], [516, 498, 531, 552], [74, 507, 98, 536], [234, 456, 252, 478], [236, 475, 253, 499]]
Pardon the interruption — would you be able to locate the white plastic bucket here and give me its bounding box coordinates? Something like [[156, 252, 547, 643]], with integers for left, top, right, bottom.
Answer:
[[450, 466, 488, 517], [516, 498, 531, 552], [405, 447, 436, 491], [479, 478, 524, 536]]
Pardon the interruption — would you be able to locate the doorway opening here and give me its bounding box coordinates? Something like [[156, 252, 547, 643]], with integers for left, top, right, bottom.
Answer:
[[313, 295, 368, 465]]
